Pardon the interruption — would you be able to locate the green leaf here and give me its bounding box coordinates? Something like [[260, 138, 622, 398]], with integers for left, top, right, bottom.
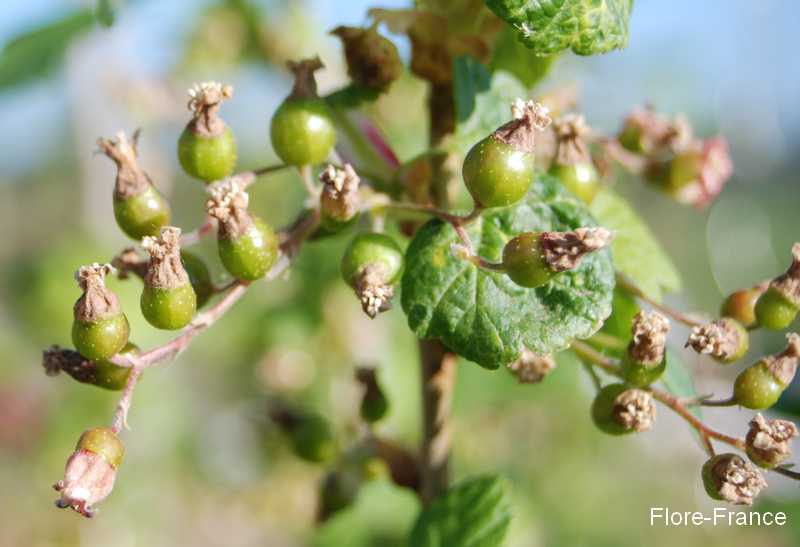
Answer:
[[590, 188, 680, 302], [484, 0, 634, 56], [660, 349, 702, 419], [402, 174, 614, 369], [0, 10, 94, 90], [409, 475, 511, 547], [490, 27, 559, 88], [96, 0, 115, 27], [447, 57, 526, 156], [325, 84, 381, 110]]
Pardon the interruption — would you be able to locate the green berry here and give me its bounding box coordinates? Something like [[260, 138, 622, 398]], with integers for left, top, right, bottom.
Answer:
[[91, 342, 139, 391], [720, 287, 763, 329], [718, 318, 750, 364], [549, 162, 600, 204], [72, 312, 130, 361], [360, 391, 389, 423], [270, 97, 336, 166], [77, 427, 124, 468], [113, 185, 170, 240], [620, 353, 666, 387], [320, 212, 359, 234], [502, 232, 554, 288], [755, 287, 798, 330], [140, 283, 197, 330], [181, 252, 213, 308], [462, 136, 535, 208], [662, 149, 700, 195], [291, 413, 337, 464], [178, 126, 237, 182], [591, 383, 632, 435], [733, 361, 785, 410], [341, 233, 403, 288], [218, 216, 279, 281], [318, 470, 360, 521]]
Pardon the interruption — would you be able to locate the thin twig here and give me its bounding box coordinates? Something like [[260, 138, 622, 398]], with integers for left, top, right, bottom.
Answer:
[[616, 273, 706, 328], [571, 340, 623, 377], [111, 366, 142, 433], [773, 466, 800, 481], [180, 216, 216, 246], [298, 165, 319, 197]]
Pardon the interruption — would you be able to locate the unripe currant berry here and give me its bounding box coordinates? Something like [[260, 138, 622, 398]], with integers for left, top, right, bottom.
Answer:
[[734, 333, 800, 409], [180, 251, 213, 308], [178, 82, 237, 181], [270, 58, 336, 166], [659, 137, 733, 209], [591, 383, 656, 435], [42, 343, 137, 391], [501, 228, 613, 289], [356, 368, 389, 423], [77, 428, 125, 469], [701, 453, 767, 506], [617, 106, 673, 155], [98, 132, 170, 240], [331, 25, 401, 92], [621, 311, 670, 387], [341, 232, 403, 318], [756, 287, 799, 330], [140, 227, 197, 330], [292, 413, 337, 464], [72, 263, 130, 361], [92, 342, 138, 391], [462, 99, 550, 208], [720, 284, 766, 329], [207, 180, 278, 281], [745, 414, 799, 469], [734, 362, 786, 410], [54, 427, 124, 517], [549, 114, 600, 203], [685, 318, 749, 364], [319, 163, 361, 232]]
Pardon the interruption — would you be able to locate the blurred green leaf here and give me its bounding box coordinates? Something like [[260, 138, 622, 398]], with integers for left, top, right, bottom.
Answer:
[[96, 0, 115, 27], [326, 84, 381, 110], [402, 175, 614, 369], [660, 349, 702, 419], [593, 287, 639, 357], [484, 0, 633, 56], [0, 10, 94, 90], [446, 57, 526, 156], [591, 188, 681, 302], [409, 474, 511, 547], [490, 27, 559, 88]]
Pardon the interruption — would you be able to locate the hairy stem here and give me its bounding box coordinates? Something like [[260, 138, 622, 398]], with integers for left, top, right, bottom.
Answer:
[[616, 273, 705, 328]]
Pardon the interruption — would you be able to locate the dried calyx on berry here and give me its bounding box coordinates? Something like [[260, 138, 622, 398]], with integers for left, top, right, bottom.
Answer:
[[140, 227, 197, 330], [734, 332, 800, 409], [501, 227, 613, 289], [621, 311, 669, 387], [42, 344, 137, 391], [592, 383, 656, 435], [72, 263, 130, 361], [462, 99, 551, 208], [331, 24, 401, 92], [356, 367, 389, 423], [270, 58, 337, 167], [701, 453, 767, 506], [178, 81, 237, 181], [98, 131, 171, 240], [756, 243, 800, 330], [618, 106, 676, 156], [506, 350, 556, 384], [54, 428, 124, 517], [207, 178, 278, 281], [549, 114, 600, 203], [341, 233, 404, 319], [319, 163, 361, 231], [685, 317, 749, 364], [745, 414, 799, 469]]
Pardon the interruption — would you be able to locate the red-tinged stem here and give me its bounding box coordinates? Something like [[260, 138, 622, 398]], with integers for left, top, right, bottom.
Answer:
[[616, 273, 706, 328]]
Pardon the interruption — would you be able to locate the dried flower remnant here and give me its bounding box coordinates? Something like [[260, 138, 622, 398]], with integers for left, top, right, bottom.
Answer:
[[540, 227, 614, 272], [507, 350, 556, 384], [746, 414, 799, 468]]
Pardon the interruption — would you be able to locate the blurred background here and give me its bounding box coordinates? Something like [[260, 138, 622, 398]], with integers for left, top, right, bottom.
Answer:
[[1, 1, 799, 545]]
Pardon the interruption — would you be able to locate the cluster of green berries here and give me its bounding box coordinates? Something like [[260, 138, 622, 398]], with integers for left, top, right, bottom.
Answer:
[[617, 106, 733, 209]]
